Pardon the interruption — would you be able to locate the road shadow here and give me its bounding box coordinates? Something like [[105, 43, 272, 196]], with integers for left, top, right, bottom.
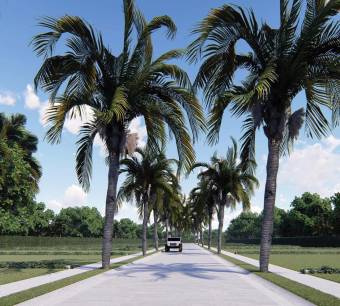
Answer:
[[110, 261, 250, 281]]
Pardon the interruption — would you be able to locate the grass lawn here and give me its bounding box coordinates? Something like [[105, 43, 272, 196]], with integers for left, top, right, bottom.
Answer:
[[0, 253, 154, 306], [223, 244, 340, 283], [0, 236, 154, 285], [217, 252, 340, 306]]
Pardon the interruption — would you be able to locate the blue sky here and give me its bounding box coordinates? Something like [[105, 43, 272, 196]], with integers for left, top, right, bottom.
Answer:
[[0, 0, 339, 228]]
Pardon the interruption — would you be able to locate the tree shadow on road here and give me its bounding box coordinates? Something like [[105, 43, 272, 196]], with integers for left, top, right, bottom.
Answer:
[[111, 262, 250, 281]]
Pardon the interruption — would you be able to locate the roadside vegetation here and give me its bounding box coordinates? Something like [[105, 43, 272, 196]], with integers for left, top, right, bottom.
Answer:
[[0, 236, 154, 285], [218, 252, 340, 306]]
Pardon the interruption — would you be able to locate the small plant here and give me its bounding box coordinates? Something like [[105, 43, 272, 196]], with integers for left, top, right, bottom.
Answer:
[[300, 266, 340, 274]]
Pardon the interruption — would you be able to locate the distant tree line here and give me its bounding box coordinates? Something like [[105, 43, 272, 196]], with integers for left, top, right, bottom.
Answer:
[[226, 192, 340, 240], [0, 202, 164, 239]]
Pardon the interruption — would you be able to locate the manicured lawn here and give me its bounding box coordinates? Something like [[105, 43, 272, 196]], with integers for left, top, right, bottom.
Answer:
[[0, 268, 62, 285], [223, 244, 340, 283], [217, 252, 340, 306], [0, 253, 153, 306], [0, 236, 154, 285]]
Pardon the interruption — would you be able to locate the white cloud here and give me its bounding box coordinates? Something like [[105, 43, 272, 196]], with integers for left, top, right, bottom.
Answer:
[[0, 91, 16, 106], [46, 184, 88, 212], [129, 117, 147, 147], [64, 184, 87, 206], [39, 102, 49, 126], [115, 203, 140, 223], [24, 84, 41, 109], [279, 136, 340, 197]]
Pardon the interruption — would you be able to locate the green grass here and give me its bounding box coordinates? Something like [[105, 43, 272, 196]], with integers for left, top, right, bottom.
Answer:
[[0, 268, 62, 285], [223, 244, 340, 283], [0, 253, 153, 306], [0, 236, 155, 285], [216, 251, 340, 306]]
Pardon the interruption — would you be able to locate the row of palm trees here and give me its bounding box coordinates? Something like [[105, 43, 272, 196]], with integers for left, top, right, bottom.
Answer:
[[32, 0, 339, 271]]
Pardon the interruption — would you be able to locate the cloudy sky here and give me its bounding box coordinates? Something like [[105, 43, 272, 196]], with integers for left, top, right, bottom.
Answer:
[[0, 0, 339, 228]]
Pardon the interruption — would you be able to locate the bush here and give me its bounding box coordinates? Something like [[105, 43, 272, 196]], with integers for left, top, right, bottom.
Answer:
[[301, 266, 340, 274], [226, 236, 340, 247], [0, 260, 76, 269]]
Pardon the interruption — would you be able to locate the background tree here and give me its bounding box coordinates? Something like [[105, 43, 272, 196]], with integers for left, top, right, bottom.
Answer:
[[282, 192, 333, 236], [331, 193, 340, 235], [188, 0, 339, 271], [53, 207, 103, 237], [190, 139, 258, 253], [188, 178, 216, 248], [33, 0, 204, 268], [118, 148, 177, 255], [226, 211, 260, 240]]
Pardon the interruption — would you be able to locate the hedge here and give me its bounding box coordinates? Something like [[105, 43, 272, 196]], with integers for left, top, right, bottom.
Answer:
[[226, 236, 340, 247]]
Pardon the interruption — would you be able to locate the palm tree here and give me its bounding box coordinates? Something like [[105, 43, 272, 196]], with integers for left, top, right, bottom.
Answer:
[[188, 196, 208, 247], [159, 181, 182, 240], [188, 0, 339, 271], [190, 139, 258, 253], [189, 177, 216, 249], [33, 0, 204, 268], [118, 147, 177, 255], [0, 113, 41, 191]]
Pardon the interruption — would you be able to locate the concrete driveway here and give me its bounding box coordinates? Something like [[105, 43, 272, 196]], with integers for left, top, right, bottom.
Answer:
[[19, 243, 312, 306]]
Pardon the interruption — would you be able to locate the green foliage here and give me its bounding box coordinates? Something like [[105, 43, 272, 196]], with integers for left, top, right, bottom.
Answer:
[[331, 193, 340, 235], [226, 211, 260, 239], [32, 3, 205, 192], [53, 206, 103, 237], [283, 193, 333, 236], [0, 144, 36, 211], [226, 192, 339, 240], [301, 266, 340, 275]]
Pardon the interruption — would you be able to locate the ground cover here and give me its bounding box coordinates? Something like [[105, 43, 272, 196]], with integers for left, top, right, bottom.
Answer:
[[217, 252, 340, 306], [0, 236, 153, 285], [223, 243, 340, 283]]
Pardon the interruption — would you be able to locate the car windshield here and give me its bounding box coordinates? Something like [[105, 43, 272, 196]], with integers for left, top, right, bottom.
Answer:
[[168, 237, 180, 241]]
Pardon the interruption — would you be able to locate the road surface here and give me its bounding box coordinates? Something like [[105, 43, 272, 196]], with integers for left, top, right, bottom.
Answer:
[[19, 243, 312, 306]]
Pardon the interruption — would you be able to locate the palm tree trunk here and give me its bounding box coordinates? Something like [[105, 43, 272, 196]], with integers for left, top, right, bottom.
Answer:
[[260, 138, 280, 272], [217, 203, 225, 254], [165, 218, 169, 240], [208, 215, 212, 250], [142, 186, 151, 256], [102, 151, 120, 269], [153, 209, 159, 251]]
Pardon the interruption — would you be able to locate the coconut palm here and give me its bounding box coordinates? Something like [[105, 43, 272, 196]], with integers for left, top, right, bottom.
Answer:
[[118, 147, 177, 255], [188, 0, 339, 271], [190, 139, 258, 253], [189, 177, 216, 249], [33, 0, 204, 268], [159, 180, 182, 239], [150, 155, 179, 250], [187, 193, 208, 247], [0, 113, 41, 190]]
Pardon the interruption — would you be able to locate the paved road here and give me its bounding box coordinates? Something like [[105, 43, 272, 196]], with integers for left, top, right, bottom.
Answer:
[[20, 244, 312, 306]]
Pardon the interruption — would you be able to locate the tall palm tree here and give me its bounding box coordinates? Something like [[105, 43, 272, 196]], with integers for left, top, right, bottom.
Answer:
[[33, 0, 204, 268], [118, 147, 177, 255], [188, 0, 339, 271], [159, 181, 182, 239], [0, 113, 41, 191], [189, 177, 216, 249], [190, 139, 258, 253], [188, 194, 208, 247]]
